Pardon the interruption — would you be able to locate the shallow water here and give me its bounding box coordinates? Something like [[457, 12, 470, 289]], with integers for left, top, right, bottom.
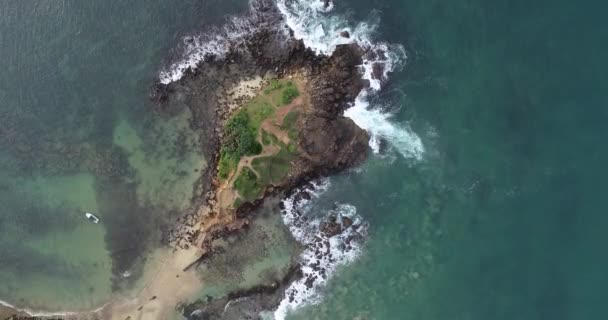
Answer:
[[0, 0, 247, 310]]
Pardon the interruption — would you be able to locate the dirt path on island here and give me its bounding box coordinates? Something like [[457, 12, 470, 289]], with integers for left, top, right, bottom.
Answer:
[[217, 79, 306, 210]]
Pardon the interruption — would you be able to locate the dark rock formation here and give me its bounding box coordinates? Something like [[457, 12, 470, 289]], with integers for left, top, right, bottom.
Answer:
[[291, 43, 369, 179], [181, 266, 302, 320], [151, 0, 370, 318]]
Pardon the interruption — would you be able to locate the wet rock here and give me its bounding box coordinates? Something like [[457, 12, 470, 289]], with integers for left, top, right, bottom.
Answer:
[[371, 62, 385, 81], [342, 216, 353, 228], [340, 30, 350, 38], [320, 219, 342, 237]]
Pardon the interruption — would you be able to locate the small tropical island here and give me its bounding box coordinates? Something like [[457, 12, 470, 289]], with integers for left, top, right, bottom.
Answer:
[[0, 1, 377, 319]]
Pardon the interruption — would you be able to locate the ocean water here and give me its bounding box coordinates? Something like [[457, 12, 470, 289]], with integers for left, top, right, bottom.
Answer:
[[1, 0, 607, 319], [282, 0, 608, 319], [0, 0, 247, 311]]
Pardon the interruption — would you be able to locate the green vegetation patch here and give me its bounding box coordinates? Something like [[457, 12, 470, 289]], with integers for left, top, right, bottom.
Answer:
[[282, 111, 299, 129], [218, 79, 302, 181], [245, 98, 275, 131], [264, 79, 284, 95], [233, 197, 243, 209], [281, 110, 300, 141], [252, 145, 295, 185], [281, 83, 300, 105], [261, 129, 279, 146], [233, 167, 263, 201], [218, 110, 262, 179]]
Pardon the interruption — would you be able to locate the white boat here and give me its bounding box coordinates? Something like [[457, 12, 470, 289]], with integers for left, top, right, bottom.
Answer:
[[85, 212, 100, 224]]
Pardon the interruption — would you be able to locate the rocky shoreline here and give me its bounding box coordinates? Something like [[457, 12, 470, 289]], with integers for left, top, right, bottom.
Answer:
[[152, 0, 368, 254], [0, 1, 373, 318], [149, 1, 372, 318]]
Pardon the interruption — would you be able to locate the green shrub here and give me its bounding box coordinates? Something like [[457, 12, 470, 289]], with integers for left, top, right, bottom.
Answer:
[[218, 110, 262, 178], [281, 86, 299, 105], [218, 149, 237, 180], [282, 111, 299, 129], [287, 143, 297, 153], [269, 79, 283, 90], [224, 110, 262, 156], [248, 100, 275, 129], [233, 167, 262, 201], [233, 197, 243, 208]]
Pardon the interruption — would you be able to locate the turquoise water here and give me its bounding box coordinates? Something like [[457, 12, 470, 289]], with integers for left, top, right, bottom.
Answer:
[[1, 0, 607, 318], [0, 0, 246, 310], [289, 0, 608, 319]]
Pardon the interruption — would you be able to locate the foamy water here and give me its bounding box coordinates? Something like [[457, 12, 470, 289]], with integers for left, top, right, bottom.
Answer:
[[276, 0, 421, 159], [273, 1, 423, 317], [158, 0, 279, 84], [345, 93, 425, 159], [274, 180, 368, 319]]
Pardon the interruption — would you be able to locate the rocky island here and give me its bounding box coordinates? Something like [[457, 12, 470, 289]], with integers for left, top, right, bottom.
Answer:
[[0, 1, 375, 319], [146, 3, 371, 317]]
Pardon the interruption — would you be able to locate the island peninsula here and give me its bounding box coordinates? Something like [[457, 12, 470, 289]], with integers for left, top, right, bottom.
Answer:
[[0, 1, 373, 319]]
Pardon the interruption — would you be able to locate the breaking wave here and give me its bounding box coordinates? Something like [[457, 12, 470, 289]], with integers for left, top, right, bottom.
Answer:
[[158, 0, 281, 84], [274, 180, 368, 319], [345, 92, 424, 159], [159, 0, 424, 160], [272, 0, 423, 317]]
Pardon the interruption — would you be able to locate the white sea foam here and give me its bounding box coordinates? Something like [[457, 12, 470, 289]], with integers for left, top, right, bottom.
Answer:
[[276, 0, 421, 158], [274, 180, 368, 320], [270, 0, 425, 317], [158, 0, 278, 84], [345, 93, 425, 159], [0, 298, 108, 318]]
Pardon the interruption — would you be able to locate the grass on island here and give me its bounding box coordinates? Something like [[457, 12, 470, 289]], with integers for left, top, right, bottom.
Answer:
[[221, 78, 302, 205], [233, 167, 263, 202], [261, 129, 279, 146], [218, 110, 262, 180], [281, 84, 299, 105], [252, 144, 296, 186], [282, 111, 300, 141]]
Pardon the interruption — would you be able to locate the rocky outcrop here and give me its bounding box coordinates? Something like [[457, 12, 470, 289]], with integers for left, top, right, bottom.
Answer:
[[150, 1, 370, 318], [292, 43, 369, 180]]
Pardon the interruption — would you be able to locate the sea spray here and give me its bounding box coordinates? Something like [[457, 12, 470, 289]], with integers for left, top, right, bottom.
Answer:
[[345, 92, 425, 159]]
